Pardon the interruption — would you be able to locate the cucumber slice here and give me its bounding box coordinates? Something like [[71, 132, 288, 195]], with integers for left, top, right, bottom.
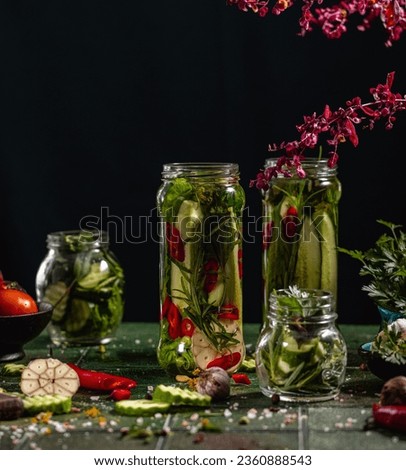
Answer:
[[43, 281, 69, 322], [22, 394, 72, 416], [77, 263, 110, 289], [152, 384, 211, 407], [65, 299, 91, 333], [115, 399, 170, 416]]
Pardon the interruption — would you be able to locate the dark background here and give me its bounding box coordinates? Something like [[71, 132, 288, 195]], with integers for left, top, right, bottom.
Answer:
[[0, 1, 405, 325]]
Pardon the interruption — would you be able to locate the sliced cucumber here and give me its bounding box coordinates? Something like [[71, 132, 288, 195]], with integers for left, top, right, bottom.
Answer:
[[152, 384, 211, 407], [115, 399, 170, 416], [22, 394, 72, 415], [65, 299, 91, 333], [43, 281, 70, 322]]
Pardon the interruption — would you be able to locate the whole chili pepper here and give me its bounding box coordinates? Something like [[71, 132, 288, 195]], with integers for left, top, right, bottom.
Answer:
[[167, 302, 182, 339], [207, 352, 241, 370], [372, 403, 406, 432], [166, 223, 185, 262], [282, 206, 299, 240], [67, 363, 137, 391], [262, 221, 273, 250], [232, 373, 251, 385], [109, 388, 131, 401]]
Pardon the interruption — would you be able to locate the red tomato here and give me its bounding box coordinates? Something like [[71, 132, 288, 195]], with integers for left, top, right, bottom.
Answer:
[[0, 289, 39, 316], [180, 318, 195, 337]]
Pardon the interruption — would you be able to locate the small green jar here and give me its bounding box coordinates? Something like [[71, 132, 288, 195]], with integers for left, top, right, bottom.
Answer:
[[36, 230, 125, 346], [256, 288, 347, 402]]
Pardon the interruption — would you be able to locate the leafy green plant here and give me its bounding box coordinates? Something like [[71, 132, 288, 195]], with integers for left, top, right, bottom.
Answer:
[[339, 220, 406, 314]]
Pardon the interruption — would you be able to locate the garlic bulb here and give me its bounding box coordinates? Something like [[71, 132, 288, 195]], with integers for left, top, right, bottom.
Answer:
[[195, 367, 230, 401]]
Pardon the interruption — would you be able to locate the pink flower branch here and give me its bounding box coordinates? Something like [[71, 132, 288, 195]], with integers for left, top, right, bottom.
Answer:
[[250, 72, 406, 190], [227, 0, 406, 46]]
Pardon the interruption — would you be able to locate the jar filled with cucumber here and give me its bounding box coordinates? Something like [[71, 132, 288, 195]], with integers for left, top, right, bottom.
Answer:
[[256, 287, 347, 402], [36, 230, 124, 346], [157, 163, 245, 376], [262, 158, 341, 325]]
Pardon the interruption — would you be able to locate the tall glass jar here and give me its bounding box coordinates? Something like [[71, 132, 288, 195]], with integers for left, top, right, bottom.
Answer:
[[36, 230, 125, 346], [262, 158, 341, 324], [256, 288, 347, 402], [157, 163, 245, 376]]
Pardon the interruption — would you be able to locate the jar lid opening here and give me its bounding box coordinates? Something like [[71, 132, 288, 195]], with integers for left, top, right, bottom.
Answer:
[[46, 230, 109, 251], [162, 162, 239, 179]]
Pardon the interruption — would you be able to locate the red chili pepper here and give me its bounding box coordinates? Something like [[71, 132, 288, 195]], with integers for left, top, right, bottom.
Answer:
[[372, 403, 406, 432], [262, 221, 273, 250], [109, 388, 131, 401], [203, 259, 219, 293], [166, 223, 185, 262], [161, 295, 172, 319], [180, 318, 195, 337], [167, 302, 182, 339], [282, 206, 299, 239], [232, 373, 251, 385], [238, 248, 243, 279], [207, 352, 241, 370], [218, 303, 239, 320], [67, 363, 137, 391]]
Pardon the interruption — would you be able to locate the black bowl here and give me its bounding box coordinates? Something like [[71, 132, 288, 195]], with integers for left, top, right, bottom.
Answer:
[[359, 342, 406, 382], [0, 301, 53, 362]]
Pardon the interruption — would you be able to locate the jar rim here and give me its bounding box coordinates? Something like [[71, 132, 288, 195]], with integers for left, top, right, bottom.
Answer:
[[162, 162, 239, 179], [46, 230, 109, 250], [264, 157, 337, 177], [268, 288, 336, 322]]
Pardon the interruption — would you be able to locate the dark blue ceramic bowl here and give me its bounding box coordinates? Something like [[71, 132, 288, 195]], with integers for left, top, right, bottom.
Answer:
[[0, 301, 53, 362], [359, 342, 406, 381]]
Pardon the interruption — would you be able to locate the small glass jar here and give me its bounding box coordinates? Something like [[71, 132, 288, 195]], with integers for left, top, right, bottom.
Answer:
[[262, 158, 342, 325], [35, 230, 125, 346], [256, 288, 347, 402], [156, 163, 245, 376]]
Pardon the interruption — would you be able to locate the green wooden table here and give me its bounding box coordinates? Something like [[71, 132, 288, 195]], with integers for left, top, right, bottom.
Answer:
[[0, 322, 402, 450]]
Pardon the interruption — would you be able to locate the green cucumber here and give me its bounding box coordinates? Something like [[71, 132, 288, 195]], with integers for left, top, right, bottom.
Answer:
[[224, 244, 242, 315], [293, 215, 321, 289], [314, 210, 337, 298], [152, 384, 211, 407], [115, 399, 170, 416], [22, 394, 72, 415], [171, 200, 203, 312]]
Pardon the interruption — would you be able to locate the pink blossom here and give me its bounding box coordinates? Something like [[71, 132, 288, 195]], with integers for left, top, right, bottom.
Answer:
[[251, 72, 406, 186]]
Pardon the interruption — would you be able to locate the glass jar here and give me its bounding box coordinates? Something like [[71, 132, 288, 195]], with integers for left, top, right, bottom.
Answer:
[[35, 230, 125, 346], [262, 158, 341, 324], [156, 163, 245, 376], [256, 288, 347, 402]]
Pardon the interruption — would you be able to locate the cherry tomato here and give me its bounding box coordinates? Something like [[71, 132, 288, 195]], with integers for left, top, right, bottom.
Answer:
[[0, 289, 38, 316]]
